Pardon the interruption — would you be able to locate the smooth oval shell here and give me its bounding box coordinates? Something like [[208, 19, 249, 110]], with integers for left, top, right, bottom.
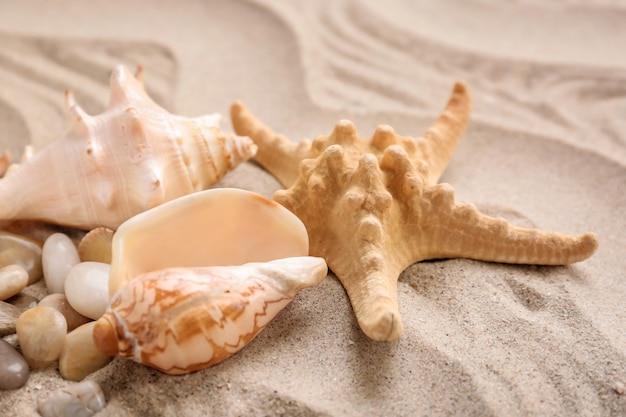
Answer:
[[94, 256, 327, 374], [108, 188, 309, 296], [0, 339, 29, 390], [59, 322, 111, 382], [0, 264, 28, 301], [42, 233, 80, 294], [0, 231, 43, 285], [65, 262, 110, 320], [16, 306, 67, 369]]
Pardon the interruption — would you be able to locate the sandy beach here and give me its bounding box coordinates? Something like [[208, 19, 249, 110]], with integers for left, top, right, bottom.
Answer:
[[0, 0, 624, 416]]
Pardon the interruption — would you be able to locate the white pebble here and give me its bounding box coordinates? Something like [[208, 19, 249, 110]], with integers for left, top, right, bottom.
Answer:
[[64, 262, 110, 320], [43, 233, 80, 294], [0, 264, 28, 301], [37, 380, 106, 417]]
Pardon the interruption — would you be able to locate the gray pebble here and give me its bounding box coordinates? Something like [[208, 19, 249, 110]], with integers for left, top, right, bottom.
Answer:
[[0, 339, 29, 390]]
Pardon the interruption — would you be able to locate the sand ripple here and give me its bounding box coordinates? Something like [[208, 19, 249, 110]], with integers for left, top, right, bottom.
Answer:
[[0, 1, 624, 416]]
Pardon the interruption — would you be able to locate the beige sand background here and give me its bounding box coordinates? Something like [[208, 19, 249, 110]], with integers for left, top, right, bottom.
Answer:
[[0, 0, 625, 415]]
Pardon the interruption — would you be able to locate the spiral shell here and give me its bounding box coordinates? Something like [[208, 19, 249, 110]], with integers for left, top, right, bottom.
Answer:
[[93, 257, 327, 375], [0, 65, 257, 230]]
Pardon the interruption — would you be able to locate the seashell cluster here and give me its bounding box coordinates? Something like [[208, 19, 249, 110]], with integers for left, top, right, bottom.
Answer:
[[90, 187, 325, 374], [0, 65, 257, 230], [94, 256, 327, 375]]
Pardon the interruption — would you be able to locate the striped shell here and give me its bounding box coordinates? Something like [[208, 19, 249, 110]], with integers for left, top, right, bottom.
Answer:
[[0, 65, 256, 230], [93, 257, 327, 375]]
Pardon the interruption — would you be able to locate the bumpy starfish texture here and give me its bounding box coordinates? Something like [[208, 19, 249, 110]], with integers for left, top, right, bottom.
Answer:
[[230, 82, 599, 342]]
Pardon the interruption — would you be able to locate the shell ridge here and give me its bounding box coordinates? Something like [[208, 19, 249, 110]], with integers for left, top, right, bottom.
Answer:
[[0, 65, 256, 229]]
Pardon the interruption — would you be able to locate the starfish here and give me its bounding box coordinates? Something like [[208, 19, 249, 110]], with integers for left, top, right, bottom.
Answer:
[[230, 82, 599, 341]]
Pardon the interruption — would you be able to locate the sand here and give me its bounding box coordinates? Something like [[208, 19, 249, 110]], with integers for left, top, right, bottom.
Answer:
[[0, 0, 625, 416]]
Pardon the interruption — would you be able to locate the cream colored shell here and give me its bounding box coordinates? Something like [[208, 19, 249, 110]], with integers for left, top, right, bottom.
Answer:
[[108, 188, 310, 296], [0, 65, 257, 230], [93, 257, 328, 375]]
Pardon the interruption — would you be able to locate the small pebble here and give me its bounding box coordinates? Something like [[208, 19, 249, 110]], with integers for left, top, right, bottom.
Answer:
[[6, 292, 39, 310], [38, 293, 91, 331], [59, 322, 111, 381], [42, 233, 80, 294], [0, 230, 43, 285], [16, 306, 67, 369], [0, 264, 29, 301], [0, 300, 22, 336], [37, 380, 106, 417], [65, 262, 110, 320], [0, 339, 29, 390]]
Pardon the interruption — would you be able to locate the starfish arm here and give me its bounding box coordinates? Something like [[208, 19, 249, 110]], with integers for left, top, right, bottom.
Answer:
[[420, 82, 472, 185], [328, 250, 405, 342], [421, 184, 599, 265], [230, 101, 310, 187]]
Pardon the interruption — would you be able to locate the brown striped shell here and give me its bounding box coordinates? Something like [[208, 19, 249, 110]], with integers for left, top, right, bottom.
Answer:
[[93, 257, 327, 374]]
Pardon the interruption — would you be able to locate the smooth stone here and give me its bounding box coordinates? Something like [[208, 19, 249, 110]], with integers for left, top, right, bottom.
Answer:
[[38, 294, 91, 332], [0, 264, 29, 301], [6, 292, 39, 310], [0, 300, 21, 336], [0, 231, 43, 285], [64, 262, 110, 320], [42, 233, 80, 294], [59, 322, 111, 381], [0, 339, 29, 390], [16, 306, 67, 369], [37, 380, 106, 417]]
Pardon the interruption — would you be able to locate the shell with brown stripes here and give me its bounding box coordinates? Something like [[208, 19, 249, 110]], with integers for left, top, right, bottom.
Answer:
[[92, 257, 327, 374]]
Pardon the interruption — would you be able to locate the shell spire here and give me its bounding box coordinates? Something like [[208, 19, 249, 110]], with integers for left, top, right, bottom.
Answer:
[[93, 257, 328, 374], [0, 64, 257, 230], [64, 90, 92, 140]]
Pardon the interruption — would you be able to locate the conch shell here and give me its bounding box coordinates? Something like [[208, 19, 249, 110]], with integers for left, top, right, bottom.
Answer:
[[0, 65, 257, 230], [108, 188, 309, 296], [93, 257, 328, 374]]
